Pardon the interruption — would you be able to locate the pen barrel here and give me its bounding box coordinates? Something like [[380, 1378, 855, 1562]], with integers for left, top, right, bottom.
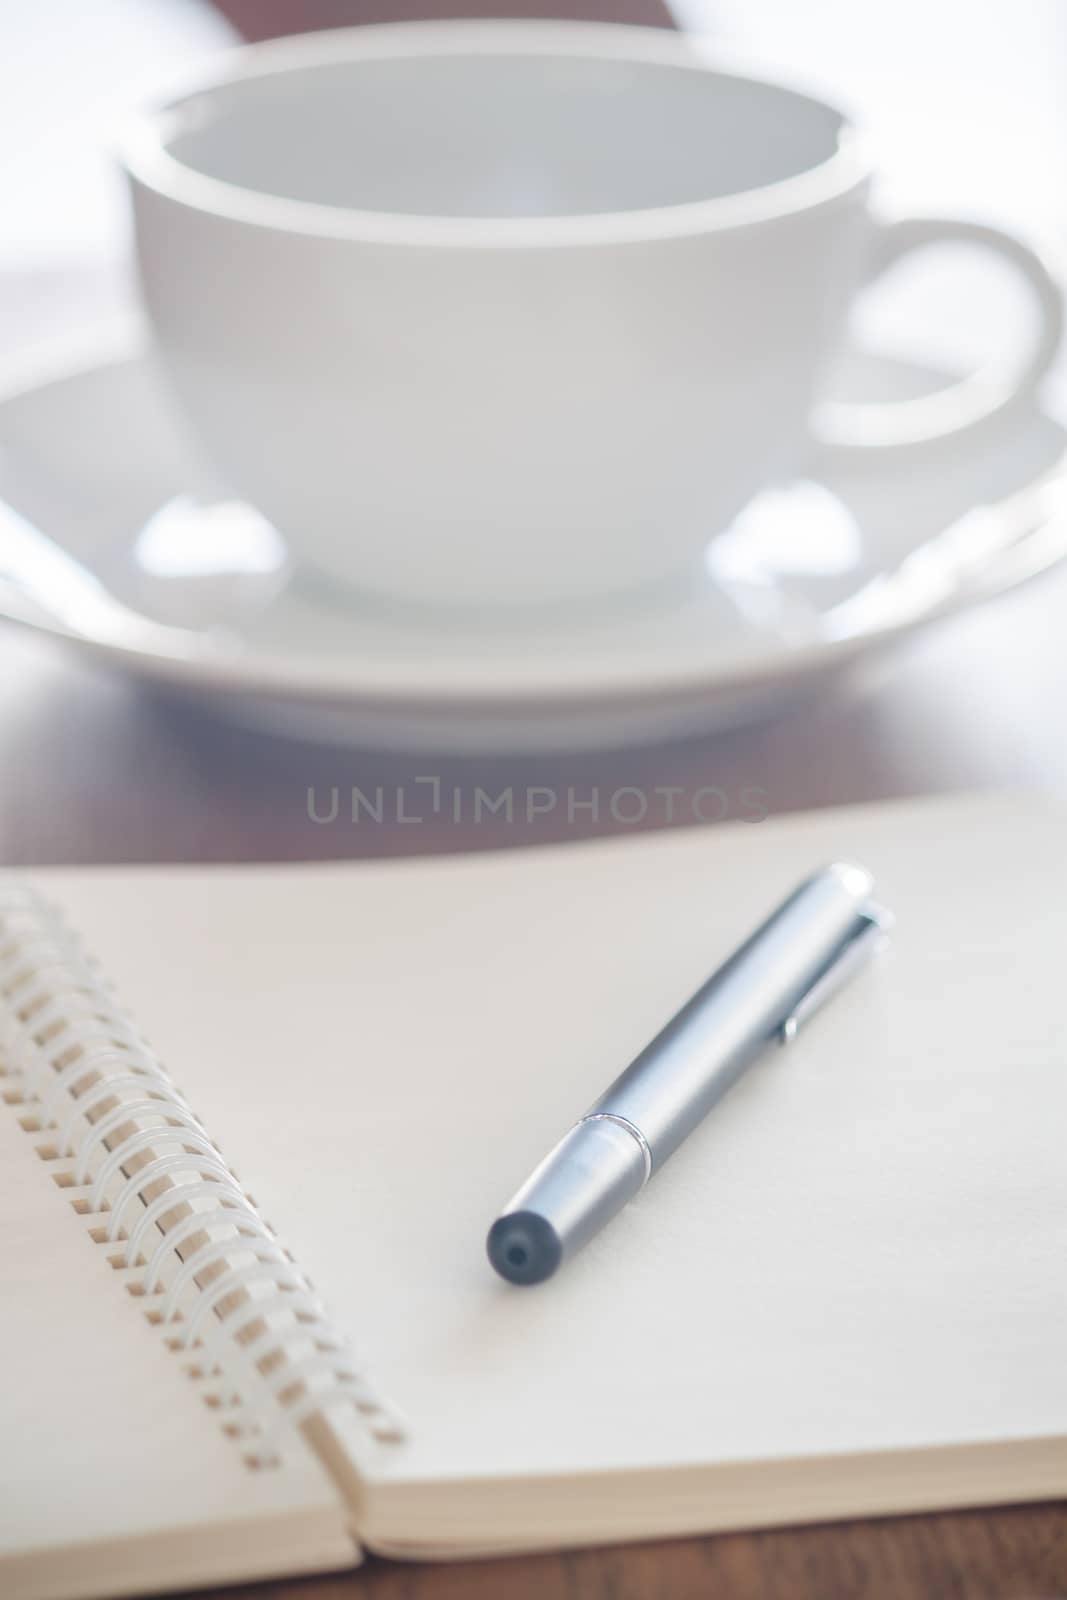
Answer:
[[590, 862, 873, 1167]]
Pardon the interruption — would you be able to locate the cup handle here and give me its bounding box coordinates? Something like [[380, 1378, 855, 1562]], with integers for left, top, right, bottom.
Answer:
[[813, 216, 1064, 452]]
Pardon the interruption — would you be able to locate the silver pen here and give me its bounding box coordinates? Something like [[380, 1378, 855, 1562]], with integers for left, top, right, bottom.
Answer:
[[487, 862, 891, 1285]]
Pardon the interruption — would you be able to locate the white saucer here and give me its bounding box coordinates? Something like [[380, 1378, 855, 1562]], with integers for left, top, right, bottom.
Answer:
[[1, 332, 1066, 752]]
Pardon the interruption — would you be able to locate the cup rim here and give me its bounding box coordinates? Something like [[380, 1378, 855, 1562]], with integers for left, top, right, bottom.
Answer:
[[119, 19, 871, 248]]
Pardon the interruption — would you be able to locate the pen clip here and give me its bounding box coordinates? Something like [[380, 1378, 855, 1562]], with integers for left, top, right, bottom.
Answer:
[[778, 902, 892, 1046]]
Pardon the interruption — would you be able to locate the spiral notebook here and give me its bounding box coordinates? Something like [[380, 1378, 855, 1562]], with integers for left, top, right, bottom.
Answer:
[[3, 792, 1067, 1600]]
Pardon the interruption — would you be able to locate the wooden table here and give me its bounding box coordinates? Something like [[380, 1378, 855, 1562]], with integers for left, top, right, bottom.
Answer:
[[264, 1504, 1067, 1598], [4, 0, 1067, 1595]]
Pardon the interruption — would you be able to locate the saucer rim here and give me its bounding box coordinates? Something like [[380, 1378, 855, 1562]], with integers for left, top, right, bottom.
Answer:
[[1, 330, 1065, 714]]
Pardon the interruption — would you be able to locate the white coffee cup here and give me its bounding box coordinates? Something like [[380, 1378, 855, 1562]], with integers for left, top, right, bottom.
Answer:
[[122, 21, 1063, 611]]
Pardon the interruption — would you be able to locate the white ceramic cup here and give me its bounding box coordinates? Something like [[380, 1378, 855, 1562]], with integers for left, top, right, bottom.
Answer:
[[122, 21, 1063, 611]]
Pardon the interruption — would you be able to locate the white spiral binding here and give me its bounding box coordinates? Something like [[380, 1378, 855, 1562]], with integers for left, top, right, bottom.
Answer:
[[0, 880, 405, 1464]]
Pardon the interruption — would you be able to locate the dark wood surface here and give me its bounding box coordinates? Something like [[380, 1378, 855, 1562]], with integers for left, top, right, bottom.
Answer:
[[212, 0, 674, 42], [4, 0, 1067, 1594], [187, 1503, 1067, 1598]]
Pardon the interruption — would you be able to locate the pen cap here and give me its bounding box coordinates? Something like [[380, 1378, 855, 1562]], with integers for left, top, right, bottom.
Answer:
[[487, 1116, 647, 1285], [587, 861, 877, 1168]]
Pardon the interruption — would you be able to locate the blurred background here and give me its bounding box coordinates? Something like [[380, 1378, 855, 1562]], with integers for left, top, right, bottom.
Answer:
[[2, 0, 1067, 863]]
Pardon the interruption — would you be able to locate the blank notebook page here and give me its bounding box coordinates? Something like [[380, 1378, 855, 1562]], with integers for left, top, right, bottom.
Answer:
[[35, 793, 1067, 1545]]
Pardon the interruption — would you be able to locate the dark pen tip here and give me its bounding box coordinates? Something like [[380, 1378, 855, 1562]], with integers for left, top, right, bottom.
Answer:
[[487, 1211, 562, 1285]]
